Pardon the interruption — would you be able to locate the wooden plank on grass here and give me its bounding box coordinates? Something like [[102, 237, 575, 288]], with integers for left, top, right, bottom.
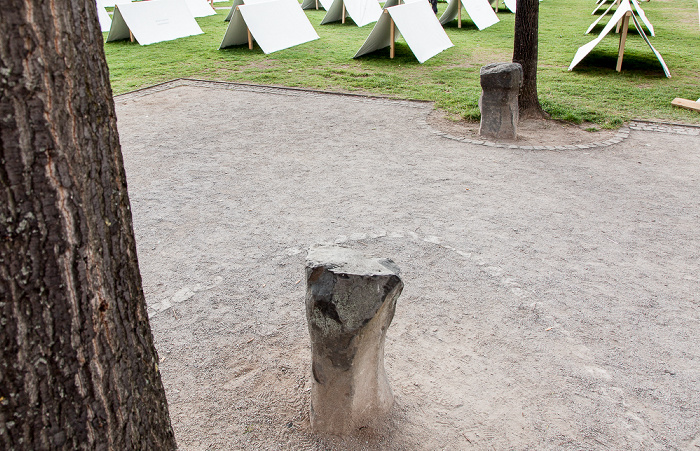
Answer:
[[671, 98, 700, 112]]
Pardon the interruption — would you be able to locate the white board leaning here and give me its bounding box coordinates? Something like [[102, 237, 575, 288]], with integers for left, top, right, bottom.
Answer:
[[439, 0, 499, 30], [106, 0, 204, 46], [219, 0, 319, 53], [321, 0, 383, 27], [569, 0, 669, 77], [586, 0, 654, 36], [97, 2, 112, 32], [355, 1, 453, 63], [184, 0, 217, 17]]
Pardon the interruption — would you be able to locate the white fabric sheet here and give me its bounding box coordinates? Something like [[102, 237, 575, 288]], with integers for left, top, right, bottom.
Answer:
[[219, 0, 319, 53], [570, 0, 669, 77], [570, 1, 631, 70], [503, 0, 516, 13], [184, 0, 217, 17], [439, 0, 499, 30], [630, 0, 654, 36], [97, 3, 112, 32], [586, 0, 654, 36], [354, 10, 400, 57], [355, 2, 453, 63], [321, 0, 383, 27], [389, 1, 453, 62], [225, 0, 244, 21], [106, 0, 203, 45], [630, 13, 669, 76]]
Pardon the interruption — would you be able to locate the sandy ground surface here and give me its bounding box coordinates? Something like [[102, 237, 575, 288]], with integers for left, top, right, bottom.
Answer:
[[114, 80, 700, 450]]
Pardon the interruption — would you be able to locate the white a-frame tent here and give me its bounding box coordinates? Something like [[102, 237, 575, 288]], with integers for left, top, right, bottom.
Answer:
[[569, 0, 669, 77], [320, 0, 383, 27], [225, 0, 244, 21], [439, 0, 499, 30], [586, 0, 654, 36], [219, 0, 319, 53], [106, 0, 203, 45], [355, 0, 453, 63]]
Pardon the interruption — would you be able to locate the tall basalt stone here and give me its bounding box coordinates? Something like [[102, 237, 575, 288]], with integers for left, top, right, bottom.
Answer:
[[479, 62, 524, 140], [305, 244, 403, 436]]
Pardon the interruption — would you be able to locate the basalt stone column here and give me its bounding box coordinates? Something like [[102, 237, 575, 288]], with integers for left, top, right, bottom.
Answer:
[[305, 245, 403, 436], [479, 62, 523, 139]]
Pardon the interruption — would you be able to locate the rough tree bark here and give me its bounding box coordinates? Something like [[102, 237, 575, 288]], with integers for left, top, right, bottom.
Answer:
[[512, 0, 547, 119], [0, 0, 176, 449]]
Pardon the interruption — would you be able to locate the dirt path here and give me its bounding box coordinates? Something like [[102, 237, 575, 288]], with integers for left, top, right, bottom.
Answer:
[[115, 80, 700, 450]]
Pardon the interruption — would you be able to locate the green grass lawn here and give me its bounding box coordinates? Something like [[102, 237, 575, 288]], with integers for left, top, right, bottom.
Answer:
[[103, 0, 700, 126]]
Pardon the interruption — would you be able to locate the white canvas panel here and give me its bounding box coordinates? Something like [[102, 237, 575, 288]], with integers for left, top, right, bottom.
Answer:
[[237, 0, 320, 53], [569, 0, 631, 70], [97, 3, 112, 32], [220, 0, 319, 52], [591, 0, 609, 15], [225, 0, 244, 21], [344, 0, 383, 26], [503, 0, 515, 13], [631, 13, 669, 76], [388, 1, 453, 62], [586, 0, 616, 34], [322, 0, 382, 26], [320, 0, 348, 24], [354, 11, 402, 58], [630, 0, 654, 36], [106, 0, 204, 45], [219, 7, 250, 47], [184, 0, 217, 17], [301, 0, 334, 11], [440, 0, 499, 30]]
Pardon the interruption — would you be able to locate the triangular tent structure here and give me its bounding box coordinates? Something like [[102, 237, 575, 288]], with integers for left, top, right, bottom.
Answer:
[[569, 0, 669, 77], [96, 2, 112, 32], [106, 0, 204, 45], [320, 0, 383, 27], [355, 0, 453, 63], [184, 0, 217, 17], [219, 0, 319, 53], [301, 0, 334, 11], [225, 0, 244, 21], [439, 0, 499, 30], [587, 0, 654, 36]]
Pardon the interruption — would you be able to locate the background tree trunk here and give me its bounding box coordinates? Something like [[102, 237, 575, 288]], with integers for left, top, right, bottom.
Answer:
[[0, 0, 176, 449], [513, 0, 547, 119]]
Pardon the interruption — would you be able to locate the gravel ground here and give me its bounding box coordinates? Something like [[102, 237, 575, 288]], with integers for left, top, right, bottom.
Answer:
[[115, 80, 700, 450]]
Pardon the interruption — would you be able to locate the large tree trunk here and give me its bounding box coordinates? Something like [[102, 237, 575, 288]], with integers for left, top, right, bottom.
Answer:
[[513, 0, 547, 119], [0, 0, 176, 449]]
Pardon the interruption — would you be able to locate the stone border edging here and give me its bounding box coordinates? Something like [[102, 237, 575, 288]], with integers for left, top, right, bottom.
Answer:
[[115, 79, 700, 149]]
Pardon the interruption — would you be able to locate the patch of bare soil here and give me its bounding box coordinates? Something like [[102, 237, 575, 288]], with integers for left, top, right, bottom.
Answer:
[[428, 109, 619, 146]]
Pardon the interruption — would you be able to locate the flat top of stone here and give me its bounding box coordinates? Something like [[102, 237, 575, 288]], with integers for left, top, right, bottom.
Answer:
[[480, 62, 523, 75], [306, 244, 400, 276]]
